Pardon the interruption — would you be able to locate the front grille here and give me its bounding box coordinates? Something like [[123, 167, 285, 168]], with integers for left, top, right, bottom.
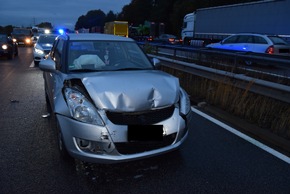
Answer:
[[115, 133, 177, 154], [106, 105, 175, 125]]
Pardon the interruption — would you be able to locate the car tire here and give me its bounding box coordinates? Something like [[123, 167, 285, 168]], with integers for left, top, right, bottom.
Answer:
[[45, 91, 52, 113], [34, 60, 39, 66], [49, 103, 73, 162], [244, 60, 253, 66], [7, 52, 14, 60], [57, 123, 70, 159], [54, 117, 73, 161], [15, 47, 18, 56]]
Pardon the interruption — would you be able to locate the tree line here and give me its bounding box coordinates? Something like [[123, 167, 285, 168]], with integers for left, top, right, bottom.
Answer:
[[75, 0, 257, 36]]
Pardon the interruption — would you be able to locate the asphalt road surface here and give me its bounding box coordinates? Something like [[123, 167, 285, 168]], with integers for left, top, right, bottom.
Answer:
[[0, 47, 289, 194]]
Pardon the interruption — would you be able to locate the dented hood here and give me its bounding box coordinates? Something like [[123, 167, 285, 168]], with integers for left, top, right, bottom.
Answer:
[[81, 70, 180, 112]]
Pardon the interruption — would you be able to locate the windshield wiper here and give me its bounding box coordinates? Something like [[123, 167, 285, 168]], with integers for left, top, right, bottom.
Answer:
[[114, 67, 151, 71]]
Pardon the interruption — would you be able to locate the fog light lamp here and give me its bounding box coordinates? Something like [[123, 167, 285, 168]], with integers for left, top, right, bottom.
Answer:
[[76, 138, 105, 154], [76, 138, 91, 149]]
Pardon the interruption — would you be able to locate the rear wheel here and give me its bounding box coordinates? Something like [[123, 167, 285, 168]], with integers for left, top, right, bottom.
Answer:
[[244, 52, 255, 66], [244, 60, 253, 66], [183, 38, 190, 46]]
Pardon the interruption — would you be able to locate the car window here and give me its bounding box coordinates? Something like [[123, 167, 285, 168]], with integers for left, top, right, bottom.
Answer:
[[38, 35, 57, 44], [53, 39, 64, 70], [236, 35, 253, 43], [268, 36, 289, 45], [253, 36, 268, 44], [223, 35, 238, 44], [68, 41, 153, 72]]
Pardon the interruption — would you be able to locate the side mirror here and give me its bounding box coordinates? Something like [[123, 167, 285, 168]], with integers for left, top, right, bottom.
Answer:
[[39, 58, 56, 72], [152, 58, 161, 69]]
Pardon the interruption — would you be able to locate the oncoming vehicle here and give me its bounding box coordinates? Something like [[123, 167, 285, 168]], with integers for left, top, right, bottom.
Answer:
[[11, 28, 33, 46], [33, 34, 58, 65], [206, 33, 290, 55], [39, 33, 192, 164], [0, 34, 18, 59]]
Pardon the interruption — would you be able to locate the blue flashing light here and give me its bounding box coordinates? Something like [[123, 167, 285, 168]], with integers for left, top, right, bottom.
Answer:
[[58, 29, 64, 35]]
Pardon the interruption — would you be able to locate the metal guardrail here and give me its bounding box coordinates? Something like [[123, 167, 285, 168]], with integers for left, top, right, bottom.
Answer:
[[141, 43, 290, 155], [138, 42, 290, 104], [139, 42, 290, 67]]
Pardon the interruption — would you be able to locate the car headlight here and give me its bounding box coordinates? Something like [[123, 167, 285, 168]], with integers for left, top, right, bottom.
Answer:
[[64, 88, 104, 126], [34, 47, 44, 55], [2, 44, 8, 50], [25, 38, 31, 44], [179, 88, 191, 116]]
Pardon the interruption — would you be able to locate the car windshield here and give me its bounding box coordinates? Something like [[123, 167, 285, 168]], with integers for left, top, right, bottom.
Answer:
[[38, 35, 57, 43], [268, 36, 289, 45], [12, 29, 31, 35], [68, 40, 153, 72]]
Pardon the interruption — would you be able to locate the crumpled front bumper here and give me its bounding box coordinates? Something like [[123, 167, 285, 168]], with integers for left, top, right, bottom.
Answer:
[[56, 108, 192, 164]]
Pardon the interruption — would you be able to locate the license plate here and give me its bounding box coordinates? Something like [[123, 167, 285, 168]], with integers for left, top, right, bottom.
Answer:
[[128, 125, 163, 142]]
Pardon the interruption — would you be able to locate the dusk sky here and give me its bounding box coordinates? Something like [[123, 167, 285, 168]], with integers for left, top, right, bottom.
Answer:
[[0, 0, 132, 29]]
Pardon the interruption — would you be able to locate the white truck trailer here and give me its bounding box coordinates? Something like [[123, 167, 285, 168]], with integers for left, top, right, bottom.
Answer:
[[181, 0, 290, 46]]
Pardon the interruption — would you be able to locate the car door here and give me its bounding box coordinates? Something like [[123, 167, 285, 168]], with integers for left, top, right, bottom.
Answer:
[[43, 38, 64, 111], [218, 35, 240, 50], [231, 35, 255, 52]]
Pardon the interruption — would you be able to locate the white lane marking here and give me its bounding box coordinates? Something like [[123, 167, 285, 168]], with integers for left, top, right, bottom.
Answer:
[[29, 61, 34, 68], [192, 107, 290, 165]]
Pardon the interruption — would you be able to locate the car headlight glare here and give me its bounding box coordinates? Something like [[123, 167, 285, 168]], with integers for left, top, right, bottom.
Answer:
[[179, 88, 191, 115], [25, 38, 31, 44], [64, 88, 104, 126], [2, 44, 8, 50], [35, 48, 44, 55]]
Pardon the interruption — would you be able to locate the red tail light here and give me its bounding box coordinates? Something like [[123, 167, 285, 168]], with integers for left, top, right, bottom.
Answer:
[[266, 45, 274, 54]]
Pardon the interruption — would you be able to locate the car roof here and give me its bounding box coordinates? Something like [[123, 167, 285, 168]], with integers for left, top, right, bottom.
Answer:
[[64, 33, 134, 42], [39, 33, 58, 37], [230, 33, 267, 36]]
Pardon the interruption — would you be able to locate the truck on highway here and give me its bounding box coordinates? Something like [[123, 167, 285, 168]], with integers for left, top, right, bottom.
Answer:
[[104, 21, 128, 37], [181, 0, 290, 46]]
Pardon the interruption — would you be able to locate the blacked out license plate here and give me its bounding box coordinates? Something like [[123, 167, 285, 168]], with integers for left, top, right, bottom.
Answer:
[[128, 125, 163, 142]]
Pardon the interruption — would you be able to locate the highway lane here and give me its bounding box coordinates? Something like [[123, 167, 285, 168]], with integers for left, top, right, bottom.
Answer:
[[0, 47, 289, 194]]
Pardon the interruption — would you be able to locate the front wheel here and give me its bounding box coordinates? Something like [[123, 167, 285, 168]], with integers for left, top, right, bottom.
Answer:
[[50, 112, 73, 161], [7, 52, 14, 60], [56, 118, 73, 161], [34, 60, 39, 66]]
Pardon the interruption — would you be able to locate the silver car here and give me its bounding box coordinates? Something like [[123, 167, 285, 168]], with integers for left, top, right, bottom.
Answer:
[[39, 33, 192, 164], [206, 33, 290, 55], [33, 34, 58, 65]]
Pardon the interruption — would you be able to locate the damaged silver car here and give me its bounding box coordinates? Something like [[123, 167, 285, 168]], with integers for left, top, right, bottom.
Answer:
[[39, 33, 192, 164]]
